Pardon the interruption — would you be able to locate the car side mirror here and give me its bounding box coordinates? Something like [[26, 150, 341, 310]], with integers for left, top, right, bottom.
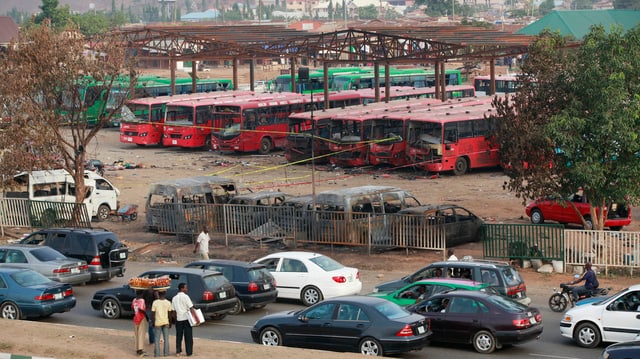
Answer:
[[298, 315, 308, 322]]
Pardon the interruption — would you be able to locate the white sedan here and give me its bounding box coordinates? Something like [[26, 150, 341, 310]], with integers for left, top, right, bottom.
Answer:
[[253, 251, 362, 306], [560, 284, 640, 348]]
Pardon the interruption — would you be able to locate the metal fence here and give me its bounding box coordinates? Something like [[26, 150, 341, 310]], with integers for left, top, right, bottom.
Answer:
[[0, 198, 91, 235], [145, 203, 447, 252], [565, 229, 640, 275], [482, 223, 565, 262]]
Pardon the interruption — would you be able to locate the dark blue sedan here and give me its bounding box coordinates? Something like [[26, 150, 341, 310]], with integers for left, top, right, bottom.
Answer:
[[0, 267, 76, 320], [250, 295, 431, 356]]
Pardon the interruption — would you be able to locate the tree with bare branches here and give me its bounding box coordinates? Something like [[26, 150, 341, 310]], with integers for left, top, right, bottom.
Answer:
[[0, 22, 135, 209]]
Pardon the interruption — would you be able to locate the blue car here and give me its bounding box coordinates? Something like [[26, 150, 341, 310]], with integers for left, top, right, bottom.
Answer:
[[0, 267, 76, 320]]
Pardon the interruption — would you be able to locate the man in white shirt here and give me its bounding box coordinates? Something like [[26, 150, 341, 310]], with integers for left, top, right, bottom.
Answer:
[[193, 227, 210, 260], [171, 283, 199, 357], [447, 249, 458, 261]]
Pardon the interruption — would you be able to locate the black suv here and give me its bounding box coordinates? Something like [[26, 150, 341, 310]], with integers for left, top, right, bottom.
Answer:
[[185, 259, 278, 314], [90, 267, 238, 320], [20, 228, 128, 282], [373, 258, 530, 305]]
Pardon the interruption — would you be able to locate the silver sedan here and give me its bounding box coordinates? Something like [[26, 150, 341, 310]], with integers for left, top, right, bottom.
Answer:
[[0, 244, 91, 285]]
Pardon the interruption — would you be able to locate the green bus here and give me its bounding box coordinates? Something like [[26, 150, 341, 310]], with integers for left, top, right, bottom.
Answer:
[[331, 69, 463, 91], [76, 76, 234, 127], [268, 67, 378, 93]]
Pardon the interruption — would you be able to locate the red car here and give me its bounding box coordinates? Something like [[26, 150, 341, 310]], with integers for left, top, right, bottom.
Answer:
[[525, 192, 631, 230]]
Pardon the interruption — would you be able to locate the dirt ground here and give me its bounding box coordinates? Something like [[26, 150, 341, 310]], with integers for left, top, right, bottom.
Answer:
[[0, 65, 638, 358]]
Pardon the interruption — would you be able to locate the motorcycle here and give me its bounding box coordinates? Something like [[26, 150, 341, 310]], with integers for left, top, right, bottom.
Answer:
[[548, 276, 610, 312]]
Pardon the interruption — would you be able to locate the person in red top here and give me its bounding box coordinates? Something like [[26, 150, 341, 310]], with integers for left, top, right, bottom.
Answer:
[[132, 290, 148, 357]]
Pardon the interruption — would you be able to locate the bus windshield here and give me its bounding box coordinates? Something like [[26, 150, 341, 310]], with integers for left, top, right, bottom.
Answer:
[[165, 105, 194, 124]]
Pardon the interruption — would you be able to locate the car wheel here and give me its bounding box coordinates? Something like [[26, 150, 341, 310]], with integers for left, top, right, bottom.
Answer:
[[530, 209, 544, 224], [453, 157, 468, 176], [101, 298, 121, 319], [96, 204, 111, 222], [583, 217, 594, 230], [0, 302, 20, 320], [229, 297, 244, 315], [359, 337, 383, 356], [259, 137, 272, 155], [472, 330, 497, 354], [259, 326, 282, 346], [548, 293, 568, 312], [301, 286, 323, 306], [574, 322, 601, 348]]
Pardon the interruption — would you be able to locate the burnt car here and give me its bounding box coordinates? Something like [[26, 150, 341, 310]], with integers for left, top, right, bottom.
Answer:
[[227, 191, 290, 234], [91, 267, 237, 320], [395, 204, 484, 247], [184, 259, 278, 314]]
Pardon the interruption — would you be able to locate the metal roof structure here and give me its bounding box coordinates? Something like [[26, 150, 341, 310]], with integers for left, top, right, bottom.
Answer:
[[115, 23, 535, 62], [112, 23, 537, 98]]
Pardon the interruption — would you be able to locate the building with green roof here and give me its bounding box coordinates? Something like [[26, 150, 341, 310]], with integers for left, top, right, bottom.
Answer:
[[516, 10, 640, 39]]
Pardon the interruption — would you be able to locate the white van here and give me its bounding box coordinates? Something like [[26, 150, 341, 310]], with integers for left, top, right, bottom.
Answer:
[[6, 169, 120, 221]]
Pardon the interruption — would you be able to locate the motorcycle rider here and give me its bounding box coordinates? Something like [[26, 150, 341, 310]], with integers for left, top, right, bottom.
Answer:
[[568, 262, 599, 301]]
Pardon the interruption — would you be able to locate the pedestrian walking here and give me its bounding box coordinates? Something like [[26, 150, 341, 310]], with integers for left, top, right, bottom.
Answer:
[[193, 227, 210, 260]]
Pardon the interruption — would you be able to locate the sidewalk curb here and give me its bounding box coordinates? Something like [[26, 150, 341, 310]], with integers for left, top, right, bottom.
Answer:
[[0, 354, 53, 359]]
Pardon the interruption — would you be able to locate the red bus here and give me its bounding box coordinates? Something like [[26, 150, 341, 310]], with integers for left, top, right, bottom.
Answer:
[[161, 92, 294, 148], [284, 86, 478, 164], [358, 85, 476, 104], [404, 103, 500, 175], [119, 91, 253, 146], [211, 91, 362, 154], [327, 97, 490, 168], [368, 97, 493, 167]]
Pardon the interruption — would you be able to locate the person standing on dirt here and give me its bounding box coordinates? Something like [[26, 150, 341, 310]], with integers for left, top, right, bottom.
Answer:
[[143, 287, 158, 345], [193, 227, 210, 260], [172, 282, 199, 357], [132, 290, 148, 357], [569, 262, 599, 301], [151, 290, 172, 357]]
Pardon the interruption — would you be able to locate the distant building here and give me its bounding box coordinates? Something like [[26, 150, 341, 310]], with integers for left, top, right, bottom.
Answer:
[[181, 9, 220, 21], [0, 16, 19, 49]]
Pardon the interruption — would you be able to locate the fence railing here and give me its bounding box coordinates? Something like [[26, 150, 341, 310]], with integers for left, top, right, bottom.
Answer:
[[0, 198, 91, 235], [144, 203, 447, 253], [565, 230, 640, 275], [482, 223, 565, 262]]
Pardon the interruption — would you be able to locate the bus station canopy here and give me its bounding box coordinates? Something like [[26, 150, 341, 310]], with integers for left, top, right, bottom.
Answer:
[[113, 23, 537, 64]]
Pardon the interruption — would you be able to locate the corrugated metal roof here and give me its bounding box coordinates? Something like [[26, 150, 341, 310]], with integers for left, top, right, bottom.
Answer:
[[516, 10, 640, 39]]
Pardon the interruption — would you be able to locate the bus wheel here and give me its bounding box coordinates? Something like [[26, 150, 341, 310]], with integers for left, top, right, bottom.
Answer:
[[453, 157, 468, 176], [259, 137, 272, 155]]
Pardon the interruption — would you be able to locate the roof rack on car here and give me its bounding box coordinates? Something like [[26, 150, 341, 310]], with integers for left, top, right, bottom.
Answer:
[[459, 257, 511, 265]]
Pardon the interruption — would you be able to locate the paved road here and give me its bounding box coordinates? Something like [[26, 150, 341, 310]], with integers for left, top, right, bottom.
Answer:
[[40, 261, 606, 359]]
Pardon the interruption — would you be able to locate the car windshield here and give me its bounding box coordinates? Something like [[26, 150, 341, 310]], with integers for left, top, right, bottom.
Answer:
[[247, 268, 272, 281], [11, 270, 51, 286], [374, 300, 410, 320], [309, 255, 344, 271], [486, 294, 528, 313], [501, 267, 523, 286], [31, 247, 66, 261]]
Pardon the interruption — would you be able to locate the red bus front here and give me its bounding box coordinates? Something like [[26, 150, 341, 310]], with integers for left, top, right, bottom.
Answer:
[[119, 102, 165, 146], [368, 118, 409, 167], [327, 118, 372, 168], [163, 103, 216, 148]]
